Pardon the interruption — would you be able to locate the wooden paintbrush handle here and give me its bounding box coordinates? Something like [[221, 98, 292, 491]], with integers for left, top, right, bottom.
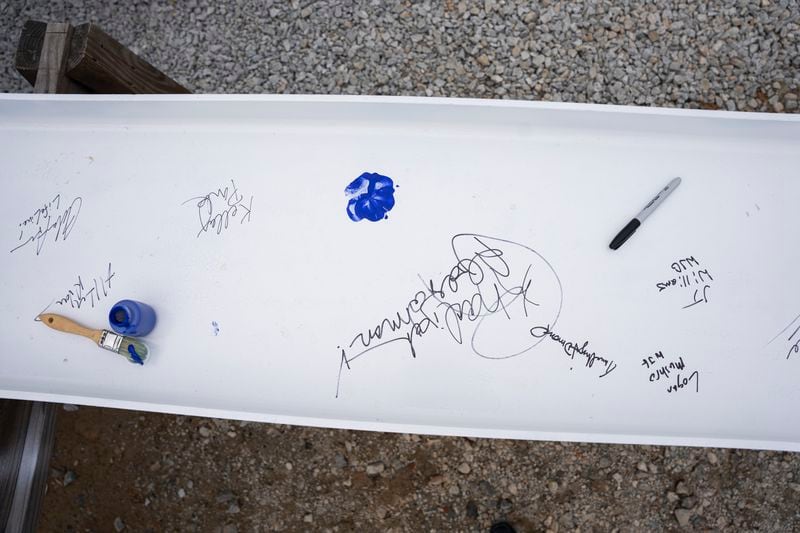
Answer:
[[38, 313, 102, 344]]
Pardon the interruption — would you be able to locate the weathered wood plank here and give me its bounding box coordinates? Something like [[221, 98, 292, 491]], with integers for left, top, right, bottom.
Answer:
[[33, 23, 74, 94], [15, 20, 88, 93], [67, 23, 190, 94], [14, 20, 47, 86]]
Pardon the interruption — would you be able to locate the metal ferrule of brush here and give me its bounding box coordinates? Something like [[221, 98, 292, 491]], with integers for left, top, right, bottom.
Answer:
[[99, 330, 124, 353]]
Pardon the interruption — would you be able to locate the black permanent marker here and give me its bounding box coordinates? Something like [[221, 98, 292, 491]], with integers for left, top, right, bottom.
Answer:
[[609, 177, 682, 250]]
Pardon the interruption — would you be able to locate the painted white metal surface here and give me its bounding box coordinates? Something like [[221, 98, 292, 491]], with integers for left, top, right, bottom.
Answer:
[[1, 95, 798, 450]]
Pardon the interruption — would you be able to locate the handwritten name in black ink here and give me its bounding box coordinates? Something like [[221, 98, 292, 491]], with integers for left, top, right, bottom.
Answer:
[[343, 236, 539, 364], [182, 179, 253, 237], [670, 256, 700, 273], [53, 262, 115, 310], [336, 234, 564, 398], [653, 255, 714, 309], [641, 350, 699, 393], [9, 194, 83, 256], [529, 324, 617, 378], [666, 370, 699, 393]]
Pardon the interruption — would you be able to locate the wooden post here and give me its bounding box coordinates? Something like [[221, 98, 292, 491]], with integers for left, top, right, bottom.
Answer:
[[16, 20, 190, 94], [67, 23, 190, 93], [14, 20, 46, 87], [34, 23, 76, 94], [16, 21, 87, 94]]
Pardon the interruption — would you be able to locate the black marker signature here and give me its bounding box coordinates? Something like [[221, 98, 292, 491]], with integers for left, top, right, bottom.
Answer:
[[9, 194, 83, 255], [336, 234, 564, 398], [182, 179, 253, 237], [641, 351, 700, 393], [654, 255, 714, 310], [766, 313, 800, 360], [666, 370, 699, 393], [682, 284, 710, 309], [54, 262, 115, 310], [529, 324, 617, 378]]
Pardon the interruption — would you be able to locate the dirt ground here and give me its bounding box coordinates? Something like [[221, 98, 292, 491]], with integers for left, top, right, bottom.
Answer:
[[40, 405, 800, 532]]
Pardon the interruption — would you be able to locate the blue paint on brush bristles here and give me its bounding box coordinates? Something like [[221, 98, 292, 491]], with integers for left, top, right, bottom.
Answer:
[[345, 172, 396, 222], [128, 344, 144, 365]]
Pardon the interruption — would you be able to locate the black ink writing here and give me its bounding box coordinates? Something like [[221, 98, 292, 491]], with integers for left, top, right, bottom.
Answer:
[[770, 313, 800, 360], [53, 262, 115, 310], [182, 179, 253, 237], [682, 284, 711, 309], [788, 324, 800, 359], [641, 350, 665, 368], [767, 313, 800, 360], [667, 371, 700, 393], [654, 255, 714, 309], [670, 256, 700, 273], [343, 236, 542, 365], [9, 194, 83, 256], [641, 350, 699, 393], [529, 324, 617, 378], [336, 234, 564, 398]]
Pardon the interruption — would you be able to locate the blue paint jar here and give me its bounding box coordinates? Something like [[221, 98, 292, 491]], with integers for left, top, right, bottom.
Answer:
[[109, 300, 157, 337]]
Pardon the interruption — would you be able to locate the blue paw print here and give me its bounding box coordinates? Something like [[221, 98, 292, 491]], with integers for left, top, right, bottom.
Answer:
[[345, 172, 396, 222]]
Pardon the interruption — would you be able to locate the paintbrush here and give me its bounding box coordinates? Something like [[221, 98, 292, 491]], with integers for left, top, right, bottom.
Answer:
[[38, 313, 149, 365]]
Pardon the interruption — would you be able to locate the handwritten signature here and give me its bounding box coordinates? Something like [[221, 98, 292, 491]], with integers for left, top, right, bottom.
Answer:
[[654, 256, 714, 309], [641, 350, 699, 393], [529, 324, 617, 378], [9, 194, 82, 256], [335, 234, 564, 397], [182, 179, 253, 237], [769, 313, 800, 360], [53, 262, 115, 310]]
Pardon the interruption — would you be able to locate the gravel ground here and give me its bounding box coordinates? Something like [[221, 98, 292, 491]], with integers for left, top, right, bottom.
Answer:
[[37, 406, 800, 532], [2, 1, 800, 531], [2, 0, 799, 109]]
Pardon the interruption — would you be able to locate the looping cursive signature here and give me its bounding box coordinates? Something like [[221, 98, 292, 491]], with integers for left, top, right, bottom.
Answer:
[[182, 179, 253, 237], [529, 324, 617, 378], [10, 194, 82, 256], [336, 233, 564, 398]]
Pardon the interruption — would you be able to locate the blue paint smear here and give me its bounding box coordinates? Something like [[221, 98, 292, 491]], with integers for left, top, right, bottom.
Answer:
[[128, 344, 144, 365], [344, 172, 396, 222]]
